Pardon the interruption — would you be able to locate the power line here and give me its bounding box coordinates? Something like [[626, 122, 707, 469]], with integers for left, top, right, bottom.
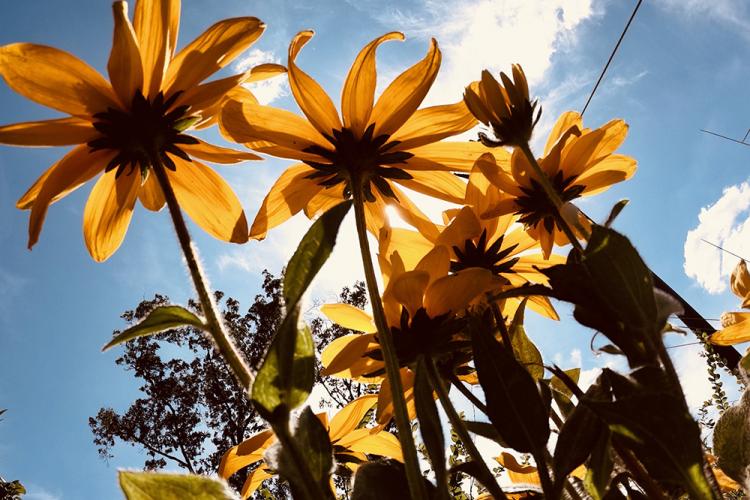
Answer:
[[699, 128, 750, 147], [581, 0, 644, 117]]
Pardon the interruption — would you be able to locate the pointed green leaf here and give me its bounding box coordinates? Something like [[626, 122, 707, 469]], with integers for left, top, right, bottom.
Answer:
[[550, 368, 580, 418], [118, 471, 237, 500], [415, 358, 448, 497], [283, 200, 352, 309], [509, 299, 544, 380], [604, 199, 628, 227], [102, 306, 204, 351]]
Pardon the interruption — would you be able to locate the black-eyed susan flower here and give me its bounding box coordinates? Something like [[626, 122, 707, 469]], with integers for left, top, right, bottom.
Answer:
[[463, 65, 540, 148], [320, 246, 493, 423], [220, 31, 490, 240], [479, 111, 636, 258], [0, 0, 285, 261], [219, 395, 402, 498]]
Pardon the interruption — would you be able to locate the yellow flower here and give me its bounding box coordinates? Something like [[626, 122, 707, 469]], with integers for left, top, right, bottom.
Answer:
[[378, 152, 562, 320], [711, 260, 750, 345], [731, 259, 750, 309], [219, 31, 489, 240], [0, 0, 285, 261], [218, 395, 402, 498], [480, 111, 636, 258], [320, 246, 493, 423], [463, 65, 540, 147]]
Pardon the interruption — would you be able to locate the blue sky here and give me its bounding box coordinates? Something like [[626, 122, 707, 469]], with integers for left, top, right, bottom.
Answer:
[[2, 0, 750, 498]]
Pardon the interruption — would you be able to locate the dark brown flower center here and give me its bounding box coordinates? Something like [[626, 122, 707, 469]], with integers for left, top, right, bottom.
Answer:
[[514, 170, 585, 233], [87, 90, 198, 178], [451, 229, 519, 283], [302, 123, 413, 202]]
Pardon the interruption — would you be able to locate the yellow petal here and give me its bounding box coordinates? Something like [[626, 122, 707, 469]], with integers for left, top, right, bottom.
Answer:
[[133, 0, 180, 97], [138, 170, 165, 211], [376, 368, 416, 424], [475, 152, 523, 197], [424, 268, 493, 317], [287, 31, 341, 136], [246, 63, 287, 83], [380, 227, 433, 271], [108, 2, 144, 108], [406, 141, 498, 172], [320, 333, 382, 380], [180, 138, 261, 163], [388, 184, 441, 241], [166, 158, 248, 243], [249, 163, 322, 240], [390, 101, 476, 150], [544, 111, 582, 155], [711, 315, 750, 346], [83, 170, 140, 262], [321, 303, 376, 333], [342, 32, 404, 136], [415, 246, 451, 287], [218, 428, 275, 478], [731, 260, 750, 301], [241, 466, 274, 499], [176, 72, 248, 120], [562, 119, 628, 178], [165, 17, 265, 95], [436, 205, 481, 248], [26, 146, 115, 247], [0, 43, 117, 117], [336, 429, 404, 462], [463, 83, 492, 125], [479, 70, 508, 121], [370, 38, 441, 137], [577, 168, 632, 196], [220, 99, 331, 160], [391, 270, 430, 319], [329, 394, 380, 441], [304, 184, 347, 218], [395, 170, 466, 205], [0, 117, 97, 147], [496, 452, 541, 486]]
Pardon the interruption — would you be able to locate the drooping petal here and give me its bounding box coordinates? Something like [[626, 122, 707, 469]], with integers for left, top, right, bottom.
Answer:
[[180, 138, 261, 163], [108, 2, 144, 107], [474, 152, 523, 197], [379, 227, 434, 271], [543, 111, 582, 155], [376, 368, 416, 424], [329, 394, 379, 441], [245, 63, 287, 83], [138, 170, 165, 211], [336, 428, 403, 462], [320, 303, 376, 333], [249, 163, 322, 240], [166, 158, 248, 243], [436, 206, 481, 248], [0, 43, 118, 117], [220, 99, 330, 160], [165, 17, 265, 94], [390, 101, 477, 150], [562, 119, 628, 178], [0, 117, 97, 147], [405, 141, 498, 172], [341, 32, 404, 136], [370, 38, 441, 137], [391, 270, 430, 319], [395, 170, 466, 204], [304, 184, 347, 218], [83, 170, 140, 262], [241, 466, 274, 499], [731, 260, 750, 303], [463, 82, 492, 125], [218, 428, 275, 479], [26, 146, 116, 247], [286, 31, 341, 136], [424, 268, 493, 317], [320, 333, 383, 380], [415, 246, 451, 287], [133, 0, 180, 97], [176, 72, 248, 118]]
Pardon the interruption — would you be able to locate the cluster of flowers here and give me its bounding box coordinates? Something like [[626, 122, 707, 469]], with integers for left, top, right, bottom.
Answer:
[[0, 0, 639, 496]]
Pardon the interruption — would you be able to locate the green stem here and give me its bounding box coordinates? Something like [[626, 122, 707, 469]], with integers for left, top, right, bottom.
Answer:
[[273, 421, 333, 500], [351, 184, 426, 500], [424, 357, 508, 500], [150, 156, 253, 390]]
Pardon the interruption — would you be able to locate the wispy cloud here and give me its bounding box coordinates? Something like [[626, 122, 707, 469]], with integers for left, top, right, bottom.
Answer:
[[656, 0, 750, 36], [683, 181, 750, 293], [234, 48, 288, 105], [23, 484, 62, 500]]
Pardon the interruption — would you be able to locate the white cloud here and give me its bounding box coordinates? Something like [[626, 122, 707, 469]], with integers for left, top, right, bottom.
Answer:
[[610, 69, 648, 88], [656, 0, 750, 35], [684, 181, 750, 293], [233, 48, 288, 105]]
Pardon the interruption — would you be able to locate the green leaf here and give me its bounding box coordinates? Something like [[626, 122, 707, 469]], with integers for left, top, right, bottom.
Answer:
[[469, 312, 550, 453], [102, 306, 204, 351], [509, 299, 544, 380], [550, 368, 580, 418], [118, 471, 237, 500], [604, 199, 629, 227], [283, 200, 352, 309], [352, 459, 435, 500], [276, 407, 335, 499], [251, 315, 315, 422], [714, 388, 750, 485], [584, 429, 613, 500], [414, 358, 448, 498]]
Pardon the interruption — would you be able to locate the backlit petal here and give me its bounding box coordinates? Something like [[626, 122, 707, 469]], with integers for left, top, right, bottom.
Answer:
[[395, 170, 466, 204], [218, 428, 275, 478], [390, 101, 476, 150], [287, 31, 341, 136], [165, 17, 265, 94], [543, 111, 581, 155], [304, 184, 347, 218], [405, 141, 498, 172], [133, 0, 180, 97], [424, 268, 493, 317], [108, 2, 144, 107], [562, 119, 628, 178], [436, 206, 481, 248], [389, 184, 441, 241], [337, 429, 403, 462], [370, 38, 441, 137], [415, 246, 451, 287], [341, 32, 404, 136], [241, 467, 274, 499], [138, 170, 165, 211], [167, 158, 248, 243], [320, 333, 382, 380], [321, 303, 375, 333], [329, 395, 379, 441], [0, 117, 97, 147], [377, 368, 416, 424], [181, 138, 261, 163], [83, 170, 140, 262], [0, 43, 117, 117], [391, 270, 430, 318]]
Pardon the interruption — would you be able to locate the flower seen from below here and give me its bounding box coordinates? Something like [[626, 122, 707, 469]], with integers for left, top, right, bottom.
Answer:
[[480, 111, 636, 258], [711, 259, 750, 346], [220, 30, 491, 240], [218, 395, 402, 498], [0, 0, 285, 261], [464, 65, 540, 148]]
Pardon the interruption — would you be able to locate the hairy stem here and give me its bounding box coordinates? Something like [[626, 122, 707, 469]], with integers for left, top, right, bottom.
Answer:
[[351, 184, 427, 500], [150, 156, 253, 390]]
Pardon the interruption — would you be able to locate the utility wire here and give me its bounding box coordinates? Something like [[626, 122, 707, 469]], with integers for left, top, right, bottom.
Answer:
[[581, 0, 644, 117]]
